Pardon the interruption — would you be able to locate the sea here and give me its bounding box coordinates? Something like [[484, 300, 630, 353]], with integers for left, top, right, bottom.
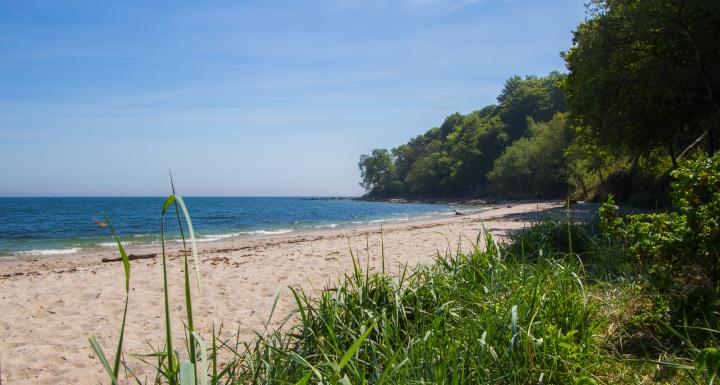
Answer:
[[0, 197, 475, 258]]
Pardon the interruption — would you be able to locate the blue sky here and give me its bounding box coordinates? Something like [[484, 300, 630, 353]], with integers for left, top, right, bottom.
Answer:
[[0, 0, 587, 196]]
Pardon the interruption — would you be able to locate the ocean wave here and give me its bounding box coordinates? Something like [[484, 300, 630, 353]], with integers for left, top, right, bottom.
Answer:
[[99, 241, 161, 247], [313, 223, 338, 229], [14, 247, 82, 256], [175, 229, 294, 243], [369, 216, 409, 223], [192, 233, 241, 242], [98, 241, 142, 247], [197, 232, 243, 242], [243, 229, 293, 235]]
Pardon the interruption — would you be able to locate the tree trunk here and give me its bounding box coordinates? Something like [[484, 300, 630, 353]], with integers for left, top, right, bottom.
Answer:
[[575, 175, 588, 198], [708, 112, 718, 156], [597, 168, 607, 191], [668, 141, 678, 168]]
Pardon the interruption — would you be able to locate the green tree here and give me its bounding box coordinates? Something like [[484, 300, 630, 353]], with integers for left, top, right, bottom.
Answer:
[[358, 149, 400, 197], [563, 0, 720, 161], [497, 72, 566, 140], [358, 72, 569, 199], [392, 128, 439, 185], [405, 151, 453, 196], [487, 113, 572, 198], [444, 107, 506, 195]]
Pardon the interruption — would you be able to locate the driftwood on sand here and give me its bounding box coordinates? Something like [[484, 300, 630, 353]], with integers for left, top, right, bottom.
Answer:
[[101, 253, 157, 263]]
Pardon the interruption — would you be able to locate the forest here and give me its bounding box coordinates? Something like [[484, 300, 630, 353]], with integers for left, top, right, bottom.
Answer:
[[359, 0, 720, 205]]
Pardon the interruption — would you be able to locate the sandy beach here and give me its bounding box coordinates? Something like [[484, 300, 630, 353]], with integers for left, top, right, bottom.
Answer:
[[0, 201, 590, 385]]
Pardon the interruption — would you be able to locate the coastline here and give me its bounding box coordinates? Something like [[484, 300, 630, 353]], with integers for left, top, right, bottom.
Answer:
[[0, 200, 594, 385], [0, 198, 483, 261]]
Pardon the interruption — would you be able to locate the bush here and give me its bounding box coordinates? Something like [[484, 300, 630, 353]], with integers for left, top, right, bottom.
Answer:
[[671, 153, 720, 275], [598, 153, 720, 342]]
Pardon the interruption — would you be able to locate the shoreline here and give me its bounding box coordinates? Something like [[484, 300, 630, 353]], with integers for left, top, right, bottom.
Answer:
[[0, 206, 477, 263], [0, 200, 595, 385]]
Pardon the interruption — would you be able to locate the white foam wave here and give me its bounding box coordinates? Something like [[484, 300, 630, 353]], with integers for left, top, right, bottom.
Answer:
[[244, 229, 293, 235], [15, 247, 82, 256], [195, 232, 243, 242], [314, 223, 338, 229], [369, 216, 409, 223], [174, 229, 294, 243]]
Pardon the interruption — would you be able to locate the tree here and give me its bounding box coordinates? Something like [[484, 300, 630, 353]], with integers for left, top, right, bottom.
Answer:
[[487, 113, 572, 198], [358, 149, 400, 197], [405, 152, 453, 196], [497, 72, 566, 140], [444, 107, 506, 195], [392, 129, 438, 185], [359, 72, 569, 199], [563, 0, 720, 160]]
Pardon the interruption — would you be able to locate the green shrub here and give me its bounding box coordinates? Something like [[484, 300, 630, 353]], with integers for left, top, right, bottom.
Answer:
[[599, 154, 720, 276], [671, 153, 720, 277], [597, 154, 720, 349]]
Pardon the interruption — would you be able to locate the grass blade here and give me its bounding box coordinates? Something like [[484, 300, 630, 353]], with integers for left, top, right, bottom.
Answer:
[[191, 331, 209, 385], [338, 321, 376, 370], [89, 335, 120, 385], [161, 194, 178, 384], [174, 195, 202, 293], [100, 217, 131, 378]]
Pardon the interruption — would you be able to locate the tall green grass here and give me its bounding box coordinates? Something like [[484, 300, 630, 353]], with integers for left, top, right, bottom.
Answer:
[[229, 231, 600, 384], [89, 178, 206, 385]]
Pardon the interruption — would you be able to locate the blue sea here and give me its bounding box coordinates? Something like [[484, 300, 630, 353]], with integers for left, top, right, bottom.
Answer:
[[0, 197, 472, 258]]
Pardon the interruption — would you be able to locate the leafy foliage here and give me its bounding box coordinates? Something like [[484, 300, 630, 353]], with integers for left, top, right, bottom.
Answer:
[[358, 149, 401, 197], [358, 73, 567, 198], [598, 154, 720, 341], [487, 113, 572, 198], [563, 0, 720, 159], [671, 152, 720, 263], [359, 1, 720, 204]]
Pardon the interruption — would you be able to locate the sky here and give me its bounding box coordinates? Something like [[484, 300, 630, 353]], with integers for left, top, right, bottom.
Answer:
[[0, 0, 588, 196]]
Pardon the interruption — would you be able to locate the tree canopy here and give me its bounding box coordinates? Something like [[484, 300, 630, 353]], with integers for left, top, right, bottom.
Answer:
[[563, 0, 720, 160], [487, 113, 572, 198], [358, 149, 400, 198], [358, 73, 567, 198]]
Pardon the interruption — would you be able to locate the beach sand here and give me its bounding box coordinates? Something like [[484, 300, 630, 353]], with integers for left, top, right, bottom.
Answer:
[[0, 201, 593, 385]]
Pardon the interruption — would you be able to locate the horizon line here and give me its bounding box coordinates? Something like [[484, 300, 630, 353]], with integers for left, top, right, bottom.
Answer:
[[0, 195, 363, 198]]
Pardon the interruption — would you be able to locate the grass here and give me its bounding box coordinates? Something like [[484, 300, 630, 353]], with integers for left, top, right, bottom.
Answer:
[[90, 177, 206, 385], [90, 191, 719, 384], [231, 232, 599, 384]]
